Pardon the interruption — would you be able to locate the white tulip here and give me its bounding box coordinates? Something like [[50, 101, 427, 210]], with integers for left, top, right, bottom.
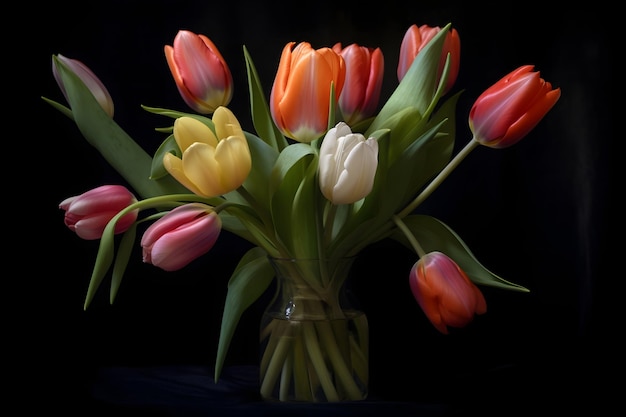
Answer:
[[318, 122, 379, 204]]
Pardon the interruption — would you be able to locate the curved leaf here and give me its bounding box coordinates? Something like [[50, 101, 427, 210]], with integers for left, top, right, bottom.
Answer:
[[110, 223, 138, 303], [150, 134, 180, 180], [390, 214, 529, 292], [243, 45, 288, 151], [215, 247, 274, 380]]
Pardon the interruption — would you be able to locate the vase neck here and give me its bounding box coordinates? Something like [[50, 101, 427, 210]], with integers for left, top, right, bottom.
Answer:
[[267, 257, 357, 320]]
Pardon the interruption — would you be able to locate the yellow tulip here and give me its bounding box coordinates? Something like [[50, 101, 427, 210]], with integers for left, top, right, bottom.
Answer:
[[163, 107, 251, 197]]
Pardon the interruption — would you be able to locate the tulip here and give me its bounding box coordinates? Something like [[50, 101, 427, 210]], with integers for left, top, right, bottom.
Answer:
[[469, 65, 561, 149], [52, 54, 114, 118], [397, 24, 460, 95], [59, 185, 138, 240], [164, 30, 233, 114], [409, 251, 486, 334], [318, 122, 378, 205], [332, 43, 384, 126], [141, 203, 221, 271], [163, 107, 251, 197], [270, 41, 346, 143]]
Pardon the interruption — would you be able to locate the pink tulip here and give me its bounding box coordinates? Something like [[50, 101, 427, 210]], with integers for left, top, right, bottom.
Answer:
[[409, 251, 486, 334], [59, 185, 138, 240], [397, 24, 460, 95], [332, 43, 384, 126], [469, 65, 561, 149], [52, 54, 114, 118], [270, 41, 346, 143], [141, 203, 221, 271], [164, 30, 233, 114]]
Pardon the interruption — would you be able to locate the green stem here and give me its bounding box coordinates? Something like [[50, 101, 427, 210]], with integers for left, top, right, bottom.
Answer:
[[260, 331, 293, 399], [316, 320, 364, 400], [348, 137, 480, 256], [391, 215, 426, 257], [302, 321, 340, 401], [398, 137, 479, 218]]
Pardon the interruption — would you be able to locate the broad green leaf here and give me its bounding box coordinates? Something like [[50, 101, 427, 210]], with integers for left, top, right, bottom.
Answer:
[[239, 132, 279, 210], [52, 56, 188, 200], [390, 215, 529, 292], [215, 247, 274, 380]]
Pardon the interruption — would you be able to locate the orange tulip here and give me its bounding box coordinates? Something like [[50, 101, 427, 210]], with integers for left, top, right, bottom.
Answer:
[[469, 65, 561, 149], [409, 251, 486, 334], [397, 24, 460, 95], [164, 30, 233, 114], [332, 43, 384, 126], [270, 41, 346, 143]]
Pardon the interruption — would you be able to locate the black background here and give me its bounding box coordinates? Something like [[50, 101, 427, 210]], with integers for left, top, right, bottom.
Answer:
[[18, 0, 615, 414]]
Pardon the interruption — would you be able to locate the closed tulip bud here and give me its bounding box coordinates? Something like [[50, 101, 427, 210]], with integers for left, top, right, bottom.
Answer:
[[59, 185, 138, 240], [397, 24, 460, 95], [52, 54, 114, 118], [409, 251, 486, 334], [164, 30, 233, 114], [332, 43, 384, 126], [270, 41, 346, 143], [318, 122, 378, 205], [141, 203, 221, 271], [163, 106, 252, 197], [469, 65, 561, 149]]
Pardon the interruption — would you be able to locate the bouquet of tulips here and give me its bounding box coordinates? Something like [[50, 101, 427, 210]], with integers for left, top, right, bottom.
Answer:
[[45, 22, 560, 400]]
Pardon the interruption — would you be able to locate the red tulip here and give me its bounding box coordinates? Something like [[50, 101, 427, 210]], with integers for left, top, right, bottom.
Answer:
[[469, 65, 561, 149], [397, 24, 460, 95], [270, 41, 346, 143], [409, 251, 486, 334], [164, 30, 233, 114], [141, 203, 221, 271], [59, 185, 138, 240], [332, 43, 384, 126]]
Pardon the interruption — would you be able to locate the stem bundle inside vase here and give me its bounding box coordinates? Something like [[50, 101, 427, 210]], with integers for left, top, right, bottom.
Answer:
[[259, 257, 368, 402]]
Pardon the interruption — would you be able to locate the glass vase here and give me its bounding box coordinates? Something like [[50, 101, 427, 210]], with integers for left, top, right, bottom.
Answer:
[[259, 256, 368, 402]]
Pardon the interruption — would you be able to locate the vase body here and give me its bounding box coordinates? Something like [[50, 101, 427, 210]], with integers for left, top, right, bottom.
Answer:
[[259, 257, 368, 402]]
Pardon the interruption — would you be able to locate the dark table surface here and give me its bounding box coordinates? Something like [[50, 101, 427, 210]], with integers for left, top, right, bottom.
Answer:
[[76, 361, 608, 417]]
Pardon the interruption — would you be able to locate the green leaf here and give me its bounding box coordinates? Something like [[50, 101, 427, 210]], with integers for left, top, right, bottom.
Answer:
[[83, 217, 118, 309], [243, 45, 288, 151], [390, 215, 529, 292], [141, 105, 214, 126], [110, 223, 138, 303], [240, 132, 279, 210], [51, 56, 188, 200], [270, 144, 319, 256], [366, 23, 451, 136], [150, 134, 180, 180], [215, 247, 274, 381], [41, 96, 74, 120]]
